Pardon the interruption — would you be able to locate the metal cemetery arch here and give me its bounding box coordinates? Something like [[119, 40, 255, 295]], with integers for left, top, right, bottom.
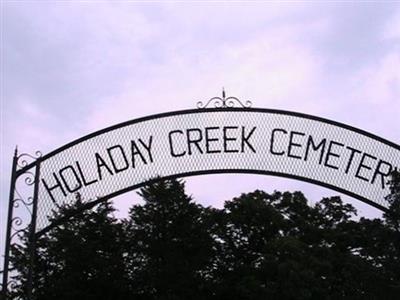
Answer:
[[2, 100, 400, 298]]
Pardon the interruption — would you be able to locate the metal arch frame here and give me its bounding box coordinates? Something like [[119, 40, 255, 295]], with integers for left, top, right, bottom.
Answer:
[[35, 168, 393, 239], [16, 107, 400, 221], [2, 107, 399, 299], [17, 107, 400, 175]]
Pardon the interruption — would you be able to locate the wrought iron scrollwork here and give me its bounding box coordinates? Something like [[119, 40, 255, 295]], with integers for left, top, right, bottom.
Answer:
[[21, 171, 36, 186], [9, 150, 40, 240], [9, 214, 28, 243], [2, 148, 42, 299], [14, 190, 34, 215], [6, 184, 35, 249], [197, 88, 252, 109], [16, 150, 42, 170]]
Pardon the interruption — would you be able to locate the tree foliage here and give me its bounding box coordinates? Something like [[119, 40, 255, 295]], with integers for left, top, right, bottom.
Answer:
[[8, 175, 400, 299], [10, 196, 130, 300]]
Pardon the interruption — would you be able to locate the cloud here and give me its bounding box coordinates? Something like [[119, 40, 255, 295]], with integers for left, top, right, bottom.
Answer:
[[383, 9, 400, 41], [353, 52, 400, 105], [2, 3, 399, 266], [83, 14, 329, 131]]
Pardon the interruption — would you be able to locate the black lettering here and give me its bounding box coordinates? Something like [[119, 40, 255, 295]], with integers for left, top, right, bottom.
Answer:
[[355, 153, 377, 182], [304, 136, 326, 164], [131, 140, 147, 167], [270, 128, 287, 155], [169, 130, 186, 157], [95, 152, 114, 180], [139, 136, 154, 163], [59, 165, 82, 193], [241, 126, 256, 153], [205, 127, 221, 154], [344, 146, 362, 174], [223, 126, 239, 153], [324, 141, 344, 170], [371, 160, 393, 189], [288, 131, 305, 159], [75, 161, 98, 186], [187, 128, 203, 155], [107, 145, 129, 173], [42, 173, 66, 203]]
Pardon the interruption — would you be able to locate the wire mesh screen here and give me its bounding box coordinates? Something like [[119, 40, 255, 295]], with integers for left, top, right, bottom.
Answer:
[[35, 109, 400, 232]]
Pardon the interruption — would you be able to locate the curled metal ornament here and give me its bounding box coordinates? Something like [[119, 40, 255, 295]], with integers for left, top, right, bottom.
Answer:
[[16, 150, 42, 169], [13, 192, 34, 215], [9, 213, 30, 243], [10, 228, 27, 241], [7, 279, 22, 297], [11, 217, 23, 231], [10, 193, 32, 235], [8, 280, 18, 290], [197, 89, 252, 109], [20, 171, 36, 186]]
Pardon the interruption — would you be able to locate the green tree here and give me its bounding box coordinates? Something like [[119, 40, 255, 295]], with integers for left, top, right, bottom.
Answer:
[[385, 170, 400, 230], [10, 196, 130, 300], [7, 178, 400, 299], [124, 179, 218, 300], [214, 191, 400, 299]]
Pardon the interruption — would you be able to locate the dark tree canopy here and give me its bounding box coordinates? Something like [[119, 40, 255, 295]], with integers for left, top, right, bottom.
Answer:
[[8, 174, 400, 299]]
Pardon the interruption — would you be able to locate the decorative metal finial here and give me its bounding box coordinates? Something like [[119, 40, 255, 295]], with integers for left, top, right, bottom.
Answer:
[[197, 88, 252, 109]]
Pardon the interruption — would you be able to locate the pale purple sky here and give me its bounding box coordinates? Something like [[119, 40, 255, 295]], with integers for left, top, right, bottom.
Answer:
[[1, 1, 400, 270]]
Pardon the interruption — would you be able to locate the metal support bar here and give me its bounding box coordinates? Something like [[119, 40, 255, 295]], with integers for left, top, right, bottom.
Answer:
[[26, 160, 41, 300], [1, 149, 18, 300]]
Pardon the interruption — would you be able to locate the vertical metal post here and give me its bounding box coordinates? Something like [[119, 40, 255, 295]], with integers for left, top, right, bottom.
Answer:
[[26, 160, 41, 300], [1, 148, 18, 300]]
